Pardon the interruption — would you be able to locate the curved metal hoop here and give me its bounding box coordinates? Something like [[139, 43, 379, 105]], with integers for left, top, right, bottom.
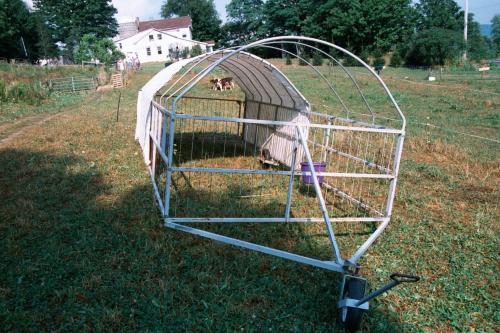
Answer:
[[171, 36, 406, 131]]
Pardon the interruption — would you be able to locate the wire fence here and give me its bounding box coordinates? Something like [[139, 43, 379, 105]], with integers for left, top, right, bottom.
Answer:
[[45, 76, 98, 93]]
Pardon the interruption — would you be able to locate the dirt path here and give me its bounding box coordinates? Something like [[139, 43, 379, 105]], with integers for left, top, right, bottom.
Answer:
[[0, 112, 68, 147], [0, 92, 105, 147]]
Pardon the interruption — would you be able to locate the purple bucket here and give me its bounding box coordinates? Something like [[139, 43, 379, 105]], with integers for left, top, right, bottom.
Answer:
[[300, 162, 326, 185]]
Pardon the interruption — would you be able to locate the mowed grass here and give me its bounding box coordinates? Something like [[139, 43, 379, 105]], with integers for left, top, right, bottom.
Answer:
[[0, 62, 499, 332]]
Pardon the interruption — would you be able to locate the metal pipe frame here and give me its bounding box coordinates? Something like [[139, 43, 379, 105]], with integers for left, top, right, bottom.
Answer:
[[173, 112, 403, 134], [284, 139, 298, 221], [165, 221, 345, 273], [261, 40, 376, 124], [297, 126, 343, 263], [171, 166, 394, 179], [246, 99, 392, 130], [172, 36, 406, 131], [255, 44, 350, 116], [308, 140, 392, 174], [322, 182, 384, 217], [167, 217, 388, 223], [141, 36, 407, 274]]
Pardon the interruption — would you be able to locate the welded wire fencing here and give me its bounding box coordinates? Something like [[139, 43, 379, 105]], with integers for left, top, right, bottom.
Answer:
[[45, 75, 97, 93]]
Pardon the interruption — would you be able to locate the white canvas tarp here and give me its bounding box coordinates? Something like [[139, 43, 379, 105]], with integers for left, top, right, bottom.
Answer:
[[136, 51, 311, 166]]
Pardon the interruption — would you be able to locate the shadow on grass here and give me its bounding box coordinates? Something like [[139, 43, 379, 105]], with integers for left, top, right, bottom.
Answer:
[[0, 148, 419, 332]]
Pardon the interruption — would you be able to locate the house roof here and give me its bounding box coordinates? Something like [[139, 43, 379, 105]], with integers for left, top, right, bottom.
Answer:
[[138, 16, 192, 32]]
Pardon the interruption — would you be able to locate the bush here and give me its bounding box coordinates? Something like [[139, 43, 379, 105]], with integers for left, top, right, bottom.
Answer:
[[373, 56, 385, 67], [6, 81, 48, 105], [328, 49, 341, 66], [0, 79, 6, 102], [285, 55, 292, 65], [344, 50, 369, 67], [359, 50, 370, 64], [390, 52, 402, 67], [343, 56, 359, 67], [181, 47, 190, 59], [312, 52, 323, 66], [298, 53, 310, 66], [190, 45, 203, 57]]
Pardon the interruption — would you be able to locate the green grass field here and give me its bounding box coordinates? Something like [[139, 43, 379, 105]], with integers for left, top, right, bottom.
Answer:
[[0, 62, 498, 332], [0, 64, 99, 123]]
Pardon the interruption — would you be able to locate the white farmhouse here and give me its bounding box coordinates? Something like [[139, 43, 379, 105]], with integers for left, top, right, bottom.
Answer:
[[115, 16, 214, 63]]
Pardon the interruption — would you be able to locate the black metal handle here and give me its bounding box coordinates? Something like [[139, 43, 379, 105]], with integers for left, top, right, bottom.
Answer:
[[354, 273, 420, 306], [390, 273, 420, 284]]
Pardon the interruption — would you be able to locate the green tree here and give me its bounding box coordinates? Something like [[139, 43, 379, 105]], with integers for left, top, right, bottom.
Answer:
[[415, 0, 462, 31], [406, 28, 463, 66], [161, 0, 221, 42], [492, 14, 500, 56], [221, 0, 265, 46], [33, 12, 58, 58], [301, 0, 413, 54], [0, 0, 40, 61], [33, 0, 118, 60], [263, 0, 308, 36], [73, 34, 123, 66], [466, 16, 494, 61], [405, 0, 491, 65], [190, 44, 203, 57]]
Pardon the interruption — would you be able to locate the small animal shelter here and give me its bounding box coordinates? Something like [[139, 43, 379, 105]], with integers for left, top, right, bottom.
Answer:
[[135, 36, 417, 332]]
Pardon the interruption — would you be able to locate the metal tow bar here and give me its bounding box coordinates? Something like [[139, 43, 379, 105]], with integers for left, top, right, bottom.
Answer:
[[338, 273, 420, 332], [357, 273, 420, 307]]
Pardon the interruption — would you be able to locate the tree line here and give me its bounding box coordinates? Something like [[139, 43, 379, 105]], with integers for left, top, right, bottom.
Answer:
[[0, 0, 118, 62], [163, 0, 500, 66], [1, 0, 499, 66]]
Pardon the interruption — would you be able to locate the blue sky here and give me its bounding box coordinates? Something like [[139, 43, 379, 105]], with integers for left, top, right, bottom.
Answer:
[[455, 0, 499, 24]]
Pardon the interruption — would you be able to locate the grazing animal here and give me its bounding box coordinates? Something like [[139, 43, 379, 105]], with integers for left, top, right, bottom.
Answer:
[[210, 77, 234, 91], [220, 77, 234, 90], [210, 77, 223, 91]]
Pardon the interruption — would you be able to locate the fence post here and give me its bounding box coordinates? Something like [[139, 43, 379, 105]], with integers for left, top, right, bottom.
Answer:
[[71, 76, 75, 92], [116, 91, 122, 122]]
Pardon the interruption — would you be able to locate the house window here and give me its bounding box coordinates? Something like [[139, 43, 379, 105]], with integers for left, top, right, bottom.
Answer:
[[118, 43, 122, 49], [157, 34, 162, 40], [146, 47, 151, 56], [149, 35, 153, 41], [157, 46, 162, 55], [182, 34, 187, 38]]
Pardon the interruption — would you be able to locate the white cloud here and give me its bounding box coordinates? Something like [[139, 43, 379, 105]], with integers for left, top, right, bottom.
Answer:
[[215, 0, 230, 22], [112, 0, 161, 21], [112, 0, 230, 22]]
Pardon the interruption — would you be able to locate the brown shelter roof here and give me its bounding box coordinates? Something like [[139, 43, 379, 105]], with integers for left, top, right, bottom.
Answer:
[[138, 16, 192, 32]]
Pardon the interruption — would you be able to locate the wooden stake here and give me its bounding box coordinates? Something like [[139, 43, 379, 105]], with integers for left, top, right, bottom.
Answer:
[[116, 91, 122, 122]]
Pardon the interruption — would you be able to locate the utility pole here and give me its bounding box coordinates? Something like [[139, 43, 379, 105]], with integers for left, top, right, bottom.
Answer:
[[463, 0, 468, 62]]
